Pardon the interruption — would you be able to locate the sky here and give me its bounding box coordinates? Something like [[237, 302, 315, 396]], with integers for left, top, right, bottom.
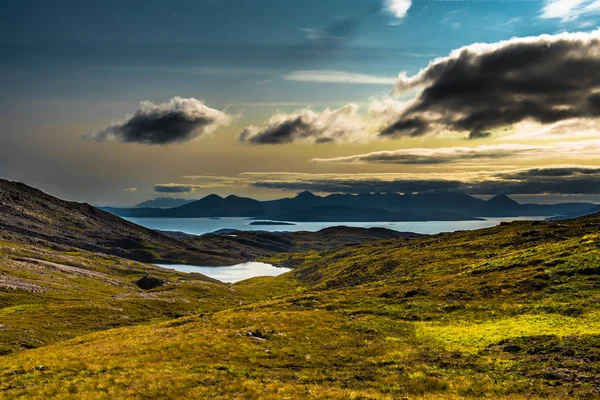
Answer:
[[0, 0, 599, 205]]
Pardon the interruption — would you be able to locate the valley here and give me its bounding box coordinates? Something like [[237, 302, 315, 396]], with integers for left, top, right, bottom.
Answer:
[[1, 180, 600, 398]]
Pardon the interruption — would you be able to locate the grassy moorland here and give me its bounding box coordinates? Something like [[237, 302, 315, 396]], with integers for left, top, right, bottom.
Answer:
[[2, 212, 600, 399], [0, 238, 304, 357]]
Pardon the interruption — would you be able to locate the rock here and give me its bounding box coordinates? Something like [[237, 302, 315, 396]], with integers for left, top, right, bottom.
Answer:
[[248, 329, 267, 339], [5, 369, 26, 376], [135, 275, 165, 290]]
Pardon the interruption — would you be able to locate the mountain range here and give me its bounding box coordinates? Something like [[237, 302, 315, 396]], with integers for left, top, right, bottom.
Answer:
[[104, 191, 600, 221], [135, 197, 194, 208]]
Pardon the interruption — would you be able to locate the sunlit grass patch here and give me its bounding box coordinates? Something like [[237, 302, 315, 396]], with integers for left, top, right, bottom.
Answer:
[[415, 311, 600, 352]]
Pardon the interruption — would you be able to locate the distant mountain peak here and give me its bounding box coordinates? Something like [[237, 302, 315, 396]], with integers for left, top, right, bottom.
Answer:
[[488, 194, 520, 207], [295, 191, 318, 199], [135, 197, 193, 208], [202, 194, 224, 200]]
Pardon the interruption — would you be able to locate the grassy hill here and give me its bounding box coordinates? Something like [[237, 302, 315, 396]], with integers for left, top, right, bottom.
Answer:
[[0, 237, 301, 356], [0, 178, 243, 266], [2, 209, 600, 398], [0, 179, 410, 267]]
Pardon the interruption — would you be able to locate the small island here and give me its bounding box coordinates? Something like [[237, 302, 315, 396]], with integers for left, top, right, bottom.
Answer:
[[249, 221, 296, 226]]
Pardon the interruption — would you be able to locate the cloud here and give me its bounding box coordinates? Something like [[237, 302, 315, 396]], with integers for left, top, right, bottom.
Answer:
[[467, 130, 492, 140], [246, 167, 600, 195], [311, 139, 600, 165], [473, 167, 600, 195], [442, 10, 466, 30], [182, 175, 241, 188], [367, 97, 412, 124], [541, 0, 600, 21], [243, 171, 464, 194], [153, 183, 202, 193], [385, 30, 600, 138], [85, 97, 231, 145], [251, 178, 461, 194], [499, 167, 600, 178], [283, 70, 397, 85], [501, 118, 600, 140], [311, 144, 539, 165], [174, 168, 600, 197], [293, 5, 380, 62], [385, 0, 412, 19], [239, 104, 371, 144]]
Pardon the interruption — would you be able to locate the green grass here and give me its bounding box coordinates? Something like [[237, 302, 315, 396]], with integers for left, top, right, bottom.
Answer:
[[415, 311, 600, 352], [3, 215, 600, 398], [0, 239, 286, 356]]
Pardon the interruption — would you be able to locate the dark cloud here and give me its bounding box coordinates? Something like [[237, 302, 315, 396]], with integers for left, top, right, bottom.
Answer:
[[470, 168, 600, 195], [249, 167, 600, 195], [85, 97, 231, 145], [241, 117, 309, 144], [251, 179, 462, 194], [499, 167, 600, 178], [154, 184, 201, 193], [467, 130, 492, 140], [385, 30, 600, 138], [380, 117, 427, 137], [239, 104, 368, 144], [312, 139, 600, 165]]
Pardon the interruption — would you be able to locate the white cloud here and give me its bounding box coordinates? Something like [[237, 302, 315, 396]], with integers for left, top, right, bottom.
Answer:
[[385, 0, 412, 19], [283, 70, 397, 85], [311, 139, 600, 165], [85, 97, 232, 145], [368, 97, 412, 124], [240, 104, 374, 144], [541, 0, 600, 21], [501, 118, 600, 140], [237, 97, 419, 145]]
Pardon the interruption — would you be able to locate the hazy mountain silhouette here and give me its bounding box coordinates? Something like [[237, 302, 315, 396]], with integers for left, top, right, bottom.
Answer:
[[135, 197, 194, 208], [104, 191, 600, 221]]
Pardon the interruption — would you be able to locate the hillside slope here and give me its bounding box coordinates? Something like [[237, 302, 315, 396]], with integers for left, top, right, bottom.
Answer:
[[3, 213, 600, 398], [0, 179, 413, 266], [0, 237, 234, 355], [0, 179, 229, 265]]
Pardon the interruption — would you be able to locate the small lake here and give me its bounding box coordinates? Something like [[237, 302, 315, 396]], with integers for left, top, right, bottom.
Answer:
[[155, 262, 291, 283], [127, 216, 548, 236]]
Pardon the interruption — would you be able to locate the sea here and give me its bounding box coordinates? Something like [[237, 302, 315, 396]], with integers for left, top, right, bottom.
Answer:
[[127, 216, 548, 236]]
